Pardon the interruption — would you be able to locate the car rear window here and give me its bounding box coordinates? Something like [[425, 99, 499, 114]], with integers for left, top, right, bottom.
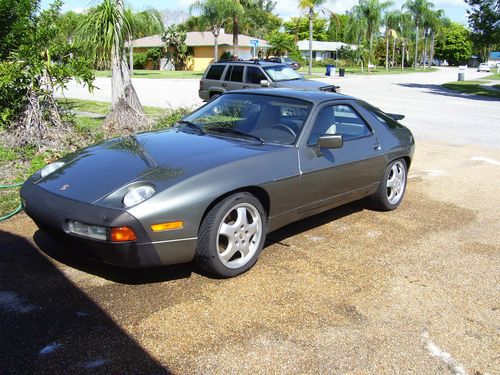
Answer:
[[229, 66, 244, 82], [359, 102, 405, 129], [206, 65, 225, 80]]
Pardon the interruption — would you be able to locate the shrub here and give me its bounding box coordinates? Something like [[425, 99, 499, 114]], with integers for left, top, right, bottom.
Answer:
[[133, 52, 148, 69]]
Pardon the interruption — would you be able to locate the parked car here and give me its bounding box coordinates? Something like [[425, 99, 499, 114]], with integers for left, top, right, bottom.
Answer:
[[198, 60, 339, 101], [21, 89, 414, 278], [265, 56, 301, 70], [477, 63, 491, 72]]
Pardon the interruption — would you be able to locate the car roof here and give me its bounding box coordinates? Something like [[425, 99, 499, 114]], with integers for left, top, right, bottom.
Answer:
[[211, 61, 287, 67], [224, 88, 353, 104]]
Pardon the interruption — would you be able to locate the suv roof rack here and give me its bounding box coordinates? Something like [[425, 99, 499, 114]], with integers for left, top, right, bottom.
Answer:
[[216, 59, 262, 65]]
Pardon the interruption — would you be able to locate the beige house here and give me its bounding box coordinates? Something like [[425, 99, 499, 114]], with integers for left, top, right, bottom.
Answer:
[[130, 31, 268, 71]]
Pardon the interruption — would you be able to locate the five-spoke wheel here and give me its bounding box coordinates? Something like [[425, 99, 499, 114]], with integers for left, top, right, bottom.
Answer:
[[195, 192, 267, 278]]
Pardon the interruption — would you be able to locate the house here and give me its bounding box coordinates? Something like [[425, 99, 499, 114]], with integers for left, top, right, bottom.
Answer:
[[129, 30, 269, 71], [487, 51, 500, 67], [297, 40, 356, 61]]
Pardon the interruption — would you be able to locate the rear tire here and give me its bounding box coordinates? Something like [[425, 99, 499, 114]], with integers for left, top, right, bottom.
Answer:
[[209, 93, 221, 101], [195, 192, 267, 278], [370, 158, 407, 211]]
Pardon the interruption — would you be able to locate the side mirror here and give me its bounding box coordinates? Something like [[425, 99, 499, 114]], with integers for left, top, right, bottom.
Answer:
[[318, 134, 343, 149], [260, 80, 270, 87]]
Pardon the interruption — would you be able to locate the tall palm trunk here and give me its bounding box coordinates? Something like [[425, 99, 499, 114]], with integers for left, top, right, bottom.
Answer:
[[423, 32, 428, 69], [308, 8, 313, 76], [392, 37, 396, 67], [430, 32, 435, 67], [214, 30, 219, 61], [385, 30, 390, 71], [414, 21, 419, 69], [105, 0, 144, 130], [128, 35, 133, 76], [402, 41, 405, 71], [232, 14, 239, 57]]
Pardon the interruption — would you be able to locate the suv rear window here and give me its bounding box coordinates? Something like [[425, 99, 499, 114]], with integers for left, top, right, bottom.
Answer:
[[229, 66, 244, 82], [206, 65, 225, 80]]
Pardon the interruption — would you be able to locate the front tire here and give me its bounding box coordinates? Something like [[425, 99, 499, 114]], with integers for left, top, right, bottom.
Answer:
[[370, 158, 407, 211], [195, 192, 267, 278]]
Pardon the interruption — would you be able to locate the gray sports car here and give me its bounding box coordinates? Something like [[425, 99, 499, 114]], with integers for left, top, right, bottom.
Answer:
[[21, 89, 414, 278]]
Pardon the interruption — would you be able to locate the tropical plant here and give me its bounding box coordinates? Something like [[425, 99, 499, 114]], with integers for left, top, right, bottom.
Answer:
[[190, 0, 242, 61], [125, 8, 164, 75], [162, 25, 192, 70], [403, 0, 433, 69], [77, 0, 146, 133], [0, 0, 94, 150], [265, 30, 297, 56], [434, 22, 473, 65], [0, 0, 38, 59], [352, 0, 393, 63], [229, 0, 246, 57], [384, 10, 401, 70], [397, 11, 414, 69], [465, 0, 500, 59], [283, 16, 328, 42], [298, 0, 329, 76]]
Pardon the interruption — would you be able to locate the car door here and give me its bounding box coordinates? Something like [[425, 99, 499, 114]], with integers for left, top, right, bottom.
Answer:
[[297, 101, 386, 213], [244, 66, 269, 89], [222, 65, 245, 92]]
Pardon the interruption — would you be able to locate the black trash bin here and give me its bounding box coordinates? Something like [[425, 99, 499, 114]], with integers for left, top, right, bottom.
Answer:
[[339, 68, 345, 77], [325, 65, 333, 76]]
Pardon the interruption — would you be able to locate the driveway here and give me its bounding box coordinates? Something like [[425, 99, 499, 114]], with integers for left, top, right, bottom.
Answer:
[[2, 67, 498, 374]]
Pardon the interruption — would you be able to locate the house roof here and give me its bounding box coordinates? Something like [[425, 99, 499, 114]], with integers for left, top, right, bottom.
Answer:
[[129, 31, 268, 48], [297, 40, 356, 51]]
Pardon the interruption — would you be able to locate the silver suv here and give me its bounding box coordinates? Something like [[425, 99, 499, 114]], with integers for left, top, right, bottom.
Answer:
[[198, 61, 339, 101]]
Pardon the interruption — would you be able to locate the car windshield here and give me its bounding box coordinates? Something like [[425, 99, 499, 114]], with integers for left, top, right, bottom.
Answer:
[[263, 65, 303, 81], [181, 94, 312, 145]]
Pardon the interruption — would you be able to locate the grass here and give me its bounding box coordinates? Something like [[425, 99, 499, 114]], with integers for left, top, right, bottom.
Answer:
[[306, 66, 437, 76], [442, 80, 500, 99], [0, 98, 191, 217], [493, 84, 500, 90], [94, 69, 204, 79], [481, 73, 500, 80]]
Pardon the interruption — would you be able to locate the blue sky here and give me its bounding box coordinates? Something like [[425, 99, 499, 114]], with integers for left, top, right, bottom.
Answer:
[[40, 0, 470, 25]]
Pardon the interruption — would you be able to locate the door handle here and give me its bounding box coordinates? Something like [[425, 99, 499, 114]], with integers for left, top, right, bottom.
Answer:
[[243, 85, 249, 89], [221, 83, 227, 87], [373, 138, 381, 150]]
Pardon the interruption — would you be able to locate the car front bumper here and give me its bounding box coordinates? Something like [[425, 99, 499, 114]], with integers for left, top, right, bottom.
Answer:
[[20, 181, 197, 268]]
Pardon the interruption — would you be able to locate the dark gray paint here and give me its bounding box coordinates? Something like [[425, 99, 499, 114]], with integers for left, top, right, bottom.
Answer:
[[21, 89, 415, 268]]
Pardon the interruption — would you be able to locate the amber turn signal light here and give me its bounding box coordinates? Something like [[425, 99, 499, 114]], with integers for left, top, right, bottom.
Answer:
[[151, 221, 183, 232], [110, 226, 137, 242]]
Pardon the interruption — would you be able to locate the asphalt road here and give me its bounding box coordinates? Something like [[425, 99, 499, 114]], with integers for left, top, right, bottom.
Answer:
[[2, 69, 499, 374], [59, 67, 500, 148]]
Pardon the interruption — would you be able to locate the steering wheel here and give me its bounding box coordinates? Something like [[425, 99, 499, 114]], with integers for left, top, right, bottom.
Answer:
[[271, 124, 297, 138]]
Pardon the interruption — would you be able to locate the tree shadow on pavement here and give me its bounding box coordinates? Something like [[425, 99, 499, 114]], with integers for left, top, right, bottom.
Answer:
[[0, 230, 171, 374], [33, 230, 193, 285], [396, 83, 500, 102]]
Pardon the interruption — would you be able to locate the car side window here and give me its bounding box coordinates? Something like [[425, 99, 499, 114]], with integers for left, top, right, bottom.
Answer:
[[206, 65, 225, 80], [308, 104, 371, 145], [246, 67, 267, 84], [229, 66, 244, 82]]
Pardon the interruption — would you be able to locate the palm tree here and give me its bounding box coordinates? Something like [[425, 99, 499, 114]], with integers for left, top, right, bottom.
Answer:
[[422, 9, 444, 68], [353, 0, 393, 62], [384, 10, 401, 71], [78, 0, 145, 131], [397, 11, 413, 70], [190, 0, 242, 61], [230, 0, 248, 57], [403, 0, 433, 69], [299, 0, 332, 76], [125, 8, 164, 76]]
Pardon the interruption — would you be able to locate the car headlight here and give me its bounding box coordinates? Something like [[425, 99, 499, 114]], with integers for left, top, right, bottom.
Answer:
[[123, 185, 155, 208], [40, 161, 65, 179]]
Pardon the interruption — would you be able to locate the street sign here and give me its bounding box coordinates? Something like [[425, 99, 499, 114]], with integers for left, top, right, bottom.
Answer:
[[249, 39, 260, 47]]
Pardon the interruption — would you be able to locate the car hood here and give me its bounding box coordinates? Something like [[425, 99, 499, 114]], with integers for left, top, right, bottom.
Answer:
[[33, 129, 273, 205], [276, 79, 334, 90]]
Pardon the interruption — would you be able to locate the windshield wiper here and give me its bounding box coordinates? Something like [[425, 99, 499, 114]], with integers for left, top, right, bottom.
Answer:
[[206, 127, 264, 143], [176, 120, 205, 135]]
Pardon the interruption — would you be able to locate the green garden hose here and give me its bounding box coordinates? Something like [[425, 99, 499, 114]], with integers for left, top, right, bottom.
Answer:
[[0, 182, 24, 221]]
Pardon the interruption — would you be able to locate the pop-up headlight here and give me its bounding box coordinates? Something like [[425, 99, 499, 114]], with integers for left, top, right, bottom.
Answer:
[[40, 161, 65, 179], [123, 185, 155, 208]]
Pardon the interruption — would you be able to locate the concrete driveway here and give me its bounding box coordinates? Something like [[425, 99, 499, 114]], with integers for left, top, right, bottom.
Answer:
[[2, 68, 499, 374]]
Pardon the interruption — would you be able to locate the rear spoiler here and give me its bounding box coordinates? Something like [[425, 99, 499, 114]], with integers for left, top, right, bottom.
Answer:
[[387, 113, 405, 121]]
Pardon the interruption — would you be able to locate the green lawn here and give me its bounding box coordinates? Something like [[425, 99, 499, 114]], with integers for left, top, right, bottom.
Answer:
[[482, 73, 500, 80], [94, 69, 204, 79], [306, 66, 437, 76], [442, 80, 500, 99]]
